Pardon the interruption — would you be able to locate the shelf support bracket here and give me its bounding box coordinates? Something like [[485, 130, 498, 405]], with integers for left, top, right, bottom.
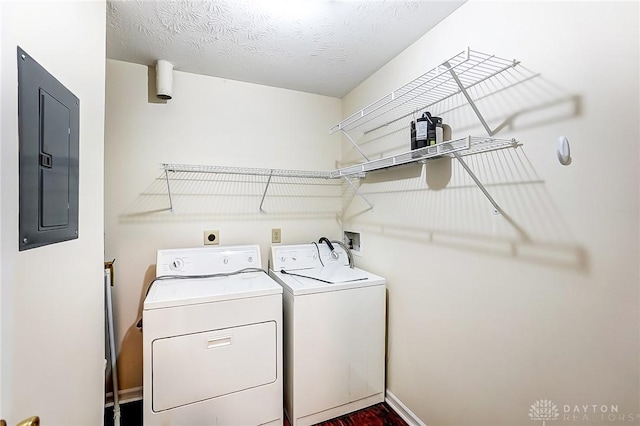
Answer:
[[341, 129, 370, 162], [344, 176, 373, 210], [443, 61, 494, 137], [451, 152, 529, 241], [163, 164, 174, 213], [259, 170, 274, 213]]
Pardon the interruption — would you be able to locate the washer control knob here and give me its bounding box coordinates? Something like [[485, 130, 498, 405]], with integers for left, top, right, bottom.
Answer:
[[247, 256, 253, 263], [169, 258, 184, 271], [223, 257, 229, 265], [281, 256, 286, 262]]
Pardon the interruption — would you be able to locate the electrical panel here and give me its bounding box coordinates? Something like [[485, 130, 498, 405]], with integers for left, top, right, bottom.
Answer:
[[18, 47, 79, 251]]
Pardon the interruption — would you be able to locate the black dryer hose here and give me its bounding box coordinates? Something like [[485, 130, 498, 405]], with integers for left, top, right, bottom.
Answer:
[[318, 236, 335, 251]]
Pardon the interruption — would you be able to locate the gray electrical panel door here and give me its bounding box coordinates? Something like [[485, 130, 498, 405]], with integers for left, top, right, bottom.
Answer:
[[18, 47, 79, 251]]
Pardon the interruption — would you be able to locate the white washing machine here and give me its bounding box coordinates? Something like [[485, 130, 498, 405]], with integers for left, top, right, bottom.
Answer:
[[269, 243, 386, 426], [143, 245, 283, 426]]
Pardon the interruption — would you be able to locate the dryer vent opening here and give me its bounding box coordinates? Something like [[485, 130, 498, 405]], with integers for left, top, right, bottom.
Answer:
[[155, 60, 173, 100]]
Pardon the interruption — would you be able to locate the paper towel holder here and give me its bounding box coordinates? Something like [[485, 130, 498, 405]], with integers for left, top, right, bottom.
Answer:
[[156, 60, 173, 100]]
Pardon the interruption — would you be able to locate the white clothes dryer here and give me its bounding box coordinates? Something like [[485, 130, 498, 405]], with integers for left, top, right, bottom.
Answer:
[[269, 243, 386, 426], [143, 245, 283, 426]]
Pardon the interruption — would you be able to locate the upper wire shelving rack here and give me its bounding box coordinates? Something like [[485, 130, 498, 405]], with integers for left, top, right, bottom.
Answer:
[[330, 48, 526, 238], [330, 48, 520, 137]]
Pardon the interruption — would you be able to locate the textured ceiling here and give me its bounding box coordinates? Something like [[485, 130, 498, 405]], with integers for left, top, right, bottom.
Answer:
[[106, 0, 465, 98]]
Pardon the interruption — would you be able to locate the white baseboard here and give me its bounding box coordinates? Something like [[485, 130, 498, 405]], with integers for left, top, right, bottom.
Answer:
[[386, 390, 427, 426]]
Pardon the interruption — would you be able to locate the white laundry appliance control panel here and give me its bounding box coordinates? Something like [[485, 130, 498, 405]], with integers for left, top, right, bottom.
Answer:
[[271, 244, 348, 271], [156, 245, 260, 276]]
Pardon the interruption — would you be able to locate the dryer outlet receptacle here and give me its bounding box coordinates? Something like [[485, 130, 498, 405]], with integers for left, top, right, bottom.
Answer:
[[204, 230, 220, 245]]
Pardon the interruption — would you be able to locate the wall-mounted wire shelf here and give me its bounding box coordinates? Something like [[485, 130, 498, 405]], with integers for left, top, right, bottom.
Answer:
[[328, 47, 524, 233], [330, 48, 519, 136], [161, 164, 334, 214], [330, 136, 517, 178], [163, 164, 332, 179], [160, 48, 524, 218], [160, 135, 517, 213], [162, 136, 516, 185]]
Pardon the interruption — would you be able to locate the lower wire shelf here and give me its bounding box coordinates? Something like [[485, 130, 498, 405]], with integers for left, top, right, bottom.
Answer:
[[163, 136, 518, 180], [331, 136, 518, 178], [160, 135, 519, 215]]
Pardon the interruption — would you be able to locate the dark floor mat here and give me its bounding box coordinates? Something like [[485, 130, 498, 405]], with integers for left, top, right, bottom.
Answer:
[[105, 400, 407, 426]]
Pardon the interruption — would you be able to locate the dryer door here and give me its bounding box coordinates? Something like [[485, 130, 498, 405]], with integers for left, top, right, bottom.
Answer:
[[151, 321, 277, 412]]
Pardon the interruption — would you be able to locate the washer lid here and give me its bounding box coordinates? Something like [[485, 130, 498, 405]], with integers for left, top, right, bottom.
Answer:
[[144, 271, 282, 310], [269, 266, 385, 296]]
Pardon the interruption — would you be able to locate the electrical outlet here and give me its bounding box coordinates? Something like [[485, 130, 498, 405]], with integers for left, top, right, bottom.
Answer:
[[204, 230, 219, 245], [271, 228, 281, 244]]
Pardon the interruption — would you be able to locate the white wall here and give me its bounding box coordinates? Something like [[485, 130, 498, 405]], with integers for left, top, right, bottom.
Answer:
[[104, 60, 342, 390], [342, 2, 639, 426], [0, 4, 6, 413], [1, 1, 106, 425], [0, 1, 5, 418]]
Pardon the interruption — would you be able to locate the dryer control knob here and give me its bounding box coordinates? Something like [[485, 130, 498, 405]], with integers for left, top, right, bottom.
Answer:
[[247, 256, 253, 263], [169, 258, 184, 271], [281, 256, 286, 262], [223, 258, 229, 265]]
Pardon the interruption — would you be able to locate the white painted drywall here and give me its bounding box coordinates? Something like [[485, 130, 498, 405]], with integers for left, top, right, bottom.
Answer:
[[0, 1, 4, 418], [104, 60, 343, 390], [1, 1, 106, 425], [342, 1, 639, 425]]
